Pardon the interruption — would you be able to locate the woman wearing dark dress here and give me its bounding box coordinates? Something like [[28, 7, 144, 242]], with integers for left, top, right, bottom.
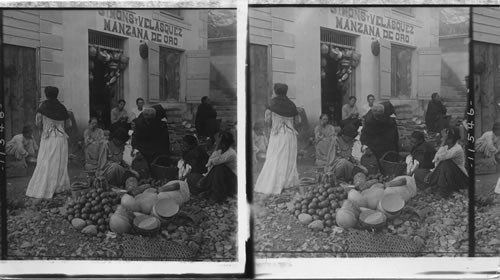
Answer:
[[180, 135, 209, 194], [131, 105, 170, 166], [200, 131, 237, 203], [360, 101, 399, 160], [425, 92, 450, 133], [195, 96, 219, 143]]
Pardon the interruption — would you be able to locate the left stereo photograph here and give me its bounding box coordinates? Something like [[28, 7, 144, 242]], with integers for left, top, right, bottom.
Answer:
[[2, 9, 240, 267]]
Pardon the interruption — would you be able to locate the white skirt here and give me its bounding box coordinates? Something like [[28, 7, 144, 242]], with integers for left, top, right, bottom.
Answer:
[[254, 130, 299, 194], [26, 135, 70, 199]]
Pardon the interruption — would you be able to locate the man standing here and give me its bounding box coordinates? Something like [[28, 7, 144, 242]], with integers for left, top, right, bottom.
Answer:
[[131, 97, 145, 120], [360, 94, 376, 118], [341, 96, 361, 129]]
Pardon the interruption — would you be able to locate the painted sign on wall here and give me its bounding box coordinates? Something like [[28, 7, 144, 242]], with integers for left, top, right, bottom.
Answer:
[[97, 10, 184, 48], [330, 8, 417, 46]]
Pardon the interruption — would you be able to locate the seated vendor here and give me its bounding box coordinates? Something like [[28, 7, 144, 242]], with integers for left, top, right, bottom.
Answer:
[[6, 125, 38, 176], [179, 135, 209, 195], [97, 128, 137, 186], [314, 114, 336, 166], [200, 131, 237, 203], [253, 121, 269, 164], [325, 124, 360, 181], [475, 122, 500, 165], [83, 117, 105, 170], [409, 131, 436, 188], [424, 127, 468, 198], [340, 96, 361, 129]]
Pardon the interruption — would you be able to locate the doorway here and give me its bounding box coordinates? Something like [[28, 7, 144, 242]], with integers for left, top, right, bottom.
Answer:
[[88, 30, 125, 130], [249, 44, 270, 125], [3, 44, 38, 141], [320, 28, 356, 125]]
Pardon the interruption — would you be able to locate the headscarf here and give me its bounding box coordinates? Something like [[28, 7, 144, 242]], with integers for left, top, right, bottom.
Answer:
[[340, 124, 358, 139], [37, 86, 69, 121], [152, 104, 167, 122], [268, 83, 298, 117]]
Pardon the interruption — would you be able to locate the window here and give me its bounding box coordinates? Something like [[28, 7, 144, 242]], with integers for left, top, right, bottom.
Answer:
[[159, 47, 182, 101], [393, 7, 414, 16], [161, 9, 183, 19], [391, 44, 413, 97]]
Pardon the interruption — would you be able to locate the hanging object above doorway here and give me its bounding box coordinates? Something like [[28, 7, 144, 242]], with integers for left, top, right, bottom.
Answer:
[[139, 42, 149, 59]]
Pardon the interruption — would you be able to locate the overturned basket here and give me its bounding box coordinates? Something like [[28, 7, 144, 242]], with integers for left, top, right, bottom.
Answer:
[[379, 151, 406, 177]]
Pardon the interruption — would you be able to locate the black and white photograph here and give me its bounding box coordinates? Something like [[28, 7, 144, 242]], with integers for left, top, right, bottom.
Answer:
[[471, 7, 500, 257], [2, 8, 242, 267], [250, 7, 471, 258]]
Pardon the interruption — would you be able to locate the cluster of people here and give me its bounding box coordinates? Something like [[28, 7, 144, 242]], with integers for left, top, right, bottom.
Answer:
[[12, 87, 236, 205], [253, 84, 468, 200]]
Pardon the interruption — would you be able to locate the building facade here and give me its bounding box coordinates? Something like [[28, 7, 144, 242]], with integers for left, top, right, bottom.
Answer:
[[472, 7, 500, 138], [249, 7, 466, 129], [3, 9, 236, 140]]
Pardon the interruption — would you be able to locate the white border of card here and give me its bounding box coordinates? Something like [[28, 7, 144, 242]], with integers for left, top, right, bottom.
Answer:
[[0, 0, 248, 276]]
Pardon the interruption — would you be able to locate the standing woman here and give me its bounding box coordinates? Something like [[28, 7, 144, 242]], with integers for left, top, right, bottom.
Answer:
[[255, 83, 300, 195], [26, 86, 71, 201]]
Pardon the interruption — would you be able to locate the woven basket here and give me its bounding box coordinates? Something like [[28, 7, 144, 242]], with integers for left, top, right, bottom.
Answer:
[[71, 181, 89, 200], [346, 229, 422, 257], [121, 234, 196, 260], [151, 155, 179, 181], [379, 151, 406, 176]]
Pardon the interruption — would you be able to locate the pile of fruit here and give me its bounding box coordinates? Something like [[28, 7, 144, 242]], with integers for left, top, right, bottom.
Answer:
[[65, 187, 121, 234], [289, 171, 415, 232]]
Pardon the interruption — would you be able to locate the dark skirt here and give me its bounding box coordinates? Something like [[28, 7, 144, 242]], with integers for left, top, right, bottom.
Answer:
[[200, 164, 237, 203], [186, 172, 205, 195], [427, 159, 468, 197]]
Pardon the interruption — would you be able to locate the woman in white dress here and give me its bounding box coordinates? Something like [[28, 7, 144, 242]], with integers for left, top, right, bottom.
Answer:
[[26, 86, 71, 201], [254, 83, 300, 195]]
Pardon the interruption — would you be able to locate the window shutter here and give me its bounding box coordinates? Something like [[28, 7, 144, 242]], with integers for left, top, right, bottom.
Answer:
[[417, 47, 441, 99], [148, 42, 160, 102], [379, 39, 391, 99], [185, 50, 210, 103]]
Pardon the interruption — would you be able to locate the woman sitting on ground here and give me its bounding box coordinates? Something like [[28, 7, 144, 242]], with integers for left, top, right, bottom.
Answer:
[[97, 129, 137, 186], [6, 125, 38, 176], [425, 126, 468, 198], [475, 122, 500, 165], [325, 124, 362, 181], [314, 114, 336, 166], [83, 117, 105, 170], [200, 131, 237, 203], [179, 135, 209, 195], [253, 121, 268, 164]]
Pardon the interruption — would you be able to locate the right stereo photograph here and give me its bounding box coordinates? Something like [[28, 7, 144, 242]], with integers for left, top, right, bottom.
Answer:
[[472, 7, 500, 257]]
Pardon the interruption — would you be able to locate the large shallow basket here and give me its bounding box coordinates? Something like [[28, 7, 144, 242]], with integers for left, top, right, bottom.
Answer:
[[379, 151, 406, 177], [150, 155, 179, 180]]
